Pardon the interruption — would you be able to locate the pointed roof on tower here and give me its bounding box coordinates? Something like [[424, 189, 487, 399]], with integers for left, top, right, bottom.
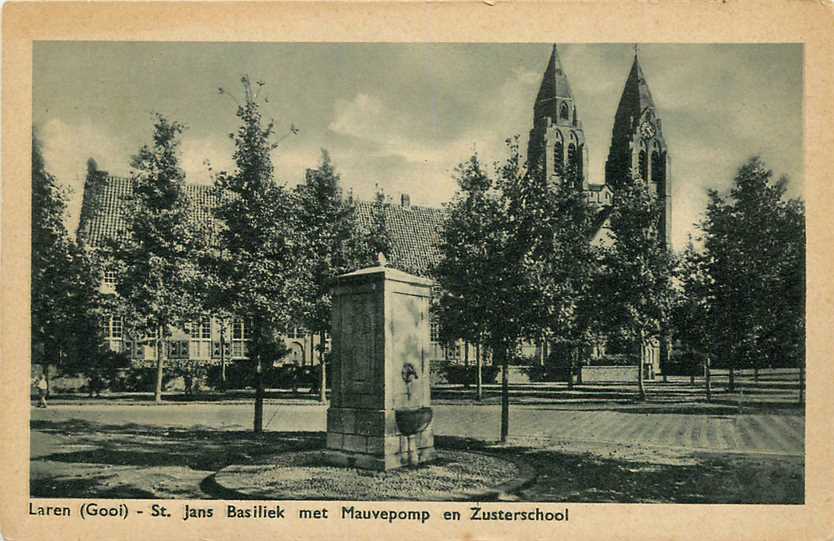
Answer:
[[533, 44, 575, 121], [611, 49, 657, 135]]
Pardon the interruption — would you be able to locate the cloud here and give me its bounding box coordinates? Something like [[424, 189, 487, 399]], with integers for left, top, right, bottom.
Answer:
[[37, 118, 131, 236], [323, 67, 542, 207], [179, 135, 235, 185]]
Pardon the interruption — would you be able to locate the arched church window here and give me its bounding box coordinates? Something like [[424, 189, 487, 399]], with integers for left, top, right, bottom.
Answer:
[[639, 150, 648, 181], [572, 106, 578, 127], [560, 102, 570, 121], [576, 144, 584, 182], [553, 140, 564, 177], [651, 150, 663, 190], [567, 143, 577, 183]]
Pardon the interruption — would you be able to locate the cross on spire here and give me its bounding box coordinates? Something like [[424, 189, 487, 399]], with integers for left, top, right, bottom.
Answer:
[[633, 43, 639, 57]]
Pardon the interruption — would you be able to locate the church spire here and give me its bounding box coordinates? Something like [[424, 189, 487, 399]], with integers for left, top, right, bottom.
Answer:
[[604, 45, 672, 246], [532, 44, 575, 123], [605, 48, 664, 188], [527, 44, 587, 187]]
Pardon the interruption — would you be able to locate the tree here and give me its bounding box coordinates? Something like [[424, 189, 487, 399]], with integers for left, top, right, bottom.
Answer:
[[699, 157, 804, 394], [212, 76, 309, 432], [672, 238, 716, 400], [32, 133, 104, 388], [432, 155, 494, 401], [597, 178, 675, 401], [527, 158, 600, 388], [297, 150, 368, 403], [106, 114, 204, 403], [196, 242, 235, 392], [434, 140, 539, 441], [365, 187, 393, 263], [775, 199, 805, 403]]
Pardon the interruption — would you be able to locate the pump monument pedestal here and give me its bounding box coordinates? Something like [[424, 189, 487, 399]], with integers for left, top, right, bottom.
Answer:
[[322, 260, 435, 471]]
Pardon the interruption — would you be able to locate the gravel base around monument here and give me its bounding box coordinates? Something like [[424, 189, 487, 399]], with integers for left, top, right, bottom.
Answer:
[[212, 450, 532, 501]]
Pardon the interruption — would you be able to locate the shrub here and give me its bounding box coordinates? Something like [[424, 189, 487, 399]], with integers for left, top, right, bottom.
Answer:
[[523, 364, 565, 382], [432, 363, 499, 385], [509, 354, 538, 366], [588, 354, 638, 367], [665, 350, 705, 376]]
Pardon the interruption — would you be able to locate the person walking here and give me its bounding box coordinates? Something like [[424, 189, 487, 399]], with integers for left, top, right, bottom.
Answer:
[[35, 374, 48, 408]]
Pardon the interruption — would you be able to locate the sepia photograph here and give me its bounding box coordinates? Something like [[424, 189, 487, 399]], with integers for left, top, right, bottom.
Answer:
[[27, 40, 806, 505]]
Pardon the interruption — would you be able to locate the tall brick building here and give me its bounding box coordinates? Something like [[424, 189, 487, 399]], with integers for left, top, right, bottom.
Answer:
[[77, 44, 671, 376]]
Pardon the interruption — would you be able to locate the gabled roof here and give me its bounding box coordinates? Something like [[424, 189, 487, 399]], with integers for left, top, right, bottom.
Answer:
[[353, 200, 446, 277], [77, 175, 447, 278], [77, 175, 222, 248]]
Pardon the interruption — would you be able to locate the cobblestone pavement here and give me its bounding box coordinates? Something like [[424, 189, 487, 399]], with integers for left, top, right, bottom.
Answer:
[[31, 401, 803, 456]]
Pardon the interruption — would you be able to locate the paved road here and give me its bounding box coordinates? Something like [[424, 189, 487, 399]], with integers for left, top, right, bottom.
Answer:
[[31, 402, 804, 456]]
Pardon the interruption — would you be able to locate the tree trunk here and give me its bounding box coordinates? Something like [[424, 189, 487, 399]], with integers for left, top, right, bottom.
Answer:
[[705, 354, 712, 402], [728, 361, 736, 393], [463, 341, 470, 389], [499, 346, 509, 443], [219, 320, 227, 393], [689, 348, 695, 385], [254, 353, 264, 433], [637, 340, 647, 401], [319, 330, 327, 404], [154, 325, 165, 403], [44, 361, 52, 398], [567, 346, 575, 390], [476, 342, 483, 402], [661, 335, 669, 383]]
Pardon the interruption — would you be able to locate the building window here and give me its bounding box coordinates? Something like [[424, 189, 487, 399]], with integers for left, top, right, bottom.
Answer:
[[639, 150, 648, 181], [430, 317, 440, 343], [559, 102, 570, 121], [200, 317, 211, 339], [233, 318, 248, 340], [103, 270, 117, 287], [167, 340, 189, 359], [567, 143, 578, 183], [651, 151, 664, 189], [212, 341, 232, 359], [553, 141, 564, 177], [232, 318, 250, 358], [110, 317, 123, 339]]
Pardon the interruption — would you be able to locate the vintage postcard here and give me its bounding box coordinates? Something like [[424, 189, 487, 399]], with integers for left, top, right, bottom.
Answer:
[[2, 2, 833, 540]]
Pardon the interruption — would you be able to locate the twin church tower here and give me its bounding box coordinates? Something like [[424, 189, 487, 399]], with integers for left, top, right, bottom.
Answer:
[[527, 44, 672, 247]]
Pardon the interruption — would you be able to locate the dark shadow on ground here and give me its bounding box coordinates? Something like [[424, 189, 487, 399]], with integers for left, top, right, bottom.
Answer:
[[434, 435, 803, 504], [31, 418, 323, 499]]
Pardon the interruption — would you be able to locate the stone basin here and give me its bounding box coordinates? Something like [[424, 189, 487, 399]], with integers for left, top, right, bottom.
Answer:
[[395, 407, 433, 436]]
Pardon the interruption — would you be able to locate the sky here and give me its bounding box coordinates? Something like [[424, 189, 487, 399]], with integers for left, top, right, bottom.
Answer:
[[33, 42, 803, 250]]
